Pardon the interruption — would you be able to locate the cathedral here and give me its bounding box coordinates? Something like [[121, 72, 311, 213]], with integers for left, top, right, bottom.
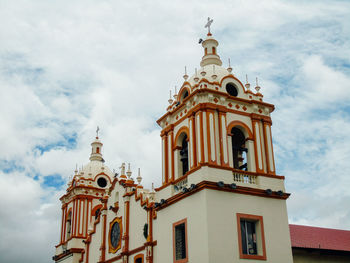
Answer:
[[53, 21, 350, 263]]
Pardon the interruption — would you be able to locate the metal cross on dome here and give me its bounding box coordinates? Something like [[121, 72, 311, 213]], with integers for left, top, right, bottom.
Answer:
[[205, 17, 214, 35], [96, 126, 100, 138]]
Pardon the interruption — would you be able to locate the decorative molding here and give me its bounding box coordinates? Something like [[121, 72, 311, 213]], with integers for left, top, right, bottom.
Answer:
[[108, 217, 123, 254]]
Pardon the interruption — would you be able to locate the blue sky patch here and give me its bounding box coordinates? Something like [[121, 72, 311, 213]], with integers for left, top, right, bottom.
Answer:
[[0, 160, 25, 174], [42, 174, 65, 189], [34, 133, 78, 154]]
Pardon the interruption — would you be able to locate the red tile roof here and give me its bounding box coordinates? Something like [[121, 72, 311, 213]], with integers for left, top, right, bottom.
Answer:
[[290, 224, 350, 252]]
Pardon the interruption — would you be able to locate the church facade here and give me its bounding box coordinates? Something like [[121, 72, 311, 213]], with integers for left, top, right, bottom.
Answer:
[[54, 25, 295, 263]]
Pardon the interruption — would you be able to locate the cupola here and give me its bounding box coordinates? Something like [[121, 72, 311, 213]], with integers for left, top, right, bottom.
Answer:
[[90, 127, 103, 162], [200, 18, 222, 67]]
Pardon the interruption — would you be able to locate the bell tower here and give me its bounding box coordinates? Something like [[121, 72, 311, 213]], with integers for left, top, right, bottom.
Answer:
[[157, 29, 277, 188], [155, 19, 293, 263], [54, 133, 114, 262]]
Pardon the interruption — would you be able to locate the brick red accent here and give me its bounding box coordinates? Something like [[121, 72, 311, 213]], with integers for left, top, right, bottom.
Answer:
[[290, 224, 350, 252]]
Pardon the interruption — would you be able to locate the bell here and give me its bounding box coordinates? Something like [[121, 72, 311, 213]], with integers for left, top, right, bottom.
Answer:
[[239, 163, 248, 171], [180, 150, 188, 162], [239, 147, 248, 153]]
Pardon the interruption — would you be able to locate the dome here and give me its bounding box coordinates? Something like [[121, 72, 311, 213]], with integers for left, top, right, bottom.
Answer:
[[76, 133, 114, 181], [188, 64, 231, 86], [79, 160, 114, 180]]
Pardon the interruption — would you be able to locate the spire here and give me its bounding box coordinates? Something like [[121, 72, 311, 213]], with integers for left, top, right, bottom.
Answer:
[[183, 66, 188, 80], [89, 127, 103, 162], [168, 90, 173, 105], [119, 162, 127, 180], [227, 58, 232, 73], [136, 168, 142, 185], [255, 77, 261, 93], [245, 74, 251, 90], [200, 18, 222, 67]]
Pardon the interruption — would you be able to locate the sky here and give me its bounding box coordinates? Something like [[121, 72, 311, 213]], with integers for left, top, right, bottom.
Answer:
[[0, 0, 349, 262]]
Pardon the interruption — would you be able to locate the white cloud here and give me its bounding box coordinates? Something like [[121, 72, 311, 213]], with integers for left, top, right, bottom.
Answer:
[[0, 172, 62, 263], [0, 0, 349, 262]]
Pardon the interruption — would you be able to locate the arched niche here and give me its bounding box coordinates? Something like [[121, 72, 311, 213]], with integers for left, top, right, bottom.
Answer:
[[66, 209, 72, 240], [227, 121, 254, 172], [178, 87, 190, 103], [174, 126, 190, 179]]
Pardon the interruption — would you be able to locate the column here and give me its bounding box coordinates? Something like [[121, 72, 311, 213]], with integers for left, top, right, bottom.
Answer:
[[253, 119, 264, 173], [190, 115, 197, 168], [263, 121, 276, 174]]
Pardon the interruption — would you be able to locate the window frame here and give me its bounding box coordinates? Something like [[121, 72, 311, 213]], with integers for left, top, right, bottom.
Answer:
[[236, 213, 267, 260], [108, 216, 123, 254], [172, 218, 188, 263], [134, 253, 144, 263], [178, 88, 190, 103]]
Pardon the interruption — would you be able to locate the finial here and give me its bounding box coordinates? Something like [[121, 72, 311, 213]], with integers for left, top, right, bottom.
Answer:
[[127, 163, 132, 178], [173, 86, 178, 100], [183, 66, 188, 80], [168, 90, 173, 104], [205, 17, 214, 36], [96, 126, 100, 139], [212, 65, 217, 80], [151, 183, 155, 193], [227, 58, 232, 73], [245, 74, 250, 90], [120, 163, 126, 176], [194, 68, 199, 82], [75, 164, 78, 174], [136, 168, 142, 185], [255, 77, 261, 93], [200, 67, 206, 76]]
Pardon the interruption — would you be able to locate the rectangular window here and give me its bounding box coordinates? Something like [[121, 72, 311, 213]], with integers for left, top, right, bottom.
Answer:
[[237, 213, 266, 260], [173, 218, 188, 263], [240, 220, 257, 255]]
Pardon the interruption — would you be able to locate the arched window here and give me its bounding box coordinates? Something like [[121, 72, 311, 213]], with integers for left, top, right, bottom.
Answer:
[[96, 147, 100, 153], [212, 47, 216, 54], [179, 89, 189, 103], [92, 204, 103, 221], [231, 127, 248, 170], [180, 135, 189, 175], [95, 208, 101, 219], [66, 211, 72, 239]]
